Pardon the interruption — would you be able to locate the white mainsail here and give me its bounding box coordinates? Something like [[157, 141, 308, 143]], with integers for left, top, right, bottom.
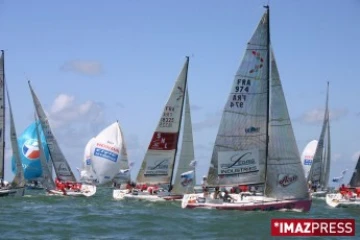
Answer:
[[28, 81, 77, 182], [301, 140, 318, 179], [265, 48, 308, 199], [207, 12, 269, 186], [80, 137, 97, 183], [307, 83, 330, 188], [6, 84, 25, 188], [113, 122, 131, 183], [171, 89, 195, 194], [90, 122, 124, 185], [136, 57, 189, 186], [35, 119, 55, 190]]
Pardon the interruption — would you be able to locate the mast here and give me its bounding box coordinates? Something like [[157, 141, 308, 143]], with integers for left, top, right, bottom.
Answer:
[[1, 50, 5, 180], [264, 5, 270, 191], [168, 56, 189, 191]]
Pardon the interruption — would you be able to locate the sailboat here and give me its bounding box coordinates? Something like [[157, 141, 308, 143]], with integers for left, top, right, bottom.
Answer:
[[0, 50, 26, 197], [11, 121, 51, 190], [113, 56, 196, 201], [27, 81, 96, 197], [181, 6, 311, 212], [79, 121, 129, 186], [307, 82, 331, 198], [301, 140, 318, 179], [326, 156, 360, 208]]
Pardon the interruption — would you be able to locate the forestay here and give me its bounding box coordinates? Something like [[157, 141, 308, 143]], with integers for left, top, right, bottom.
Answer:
[[28, 81, 77, 182], [172, 89, 195, 194], [207, 12, 269, 186], [90, 122, 123, 185], [265, 49, 308, 199], [136, 57, 189, 185]]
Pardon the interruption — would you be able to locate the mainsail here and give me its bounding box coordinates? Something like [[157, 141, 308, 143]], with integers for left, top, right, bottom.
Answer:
[[11, 121, 50, 180], [28, 81, 77, 182], [171, 89, 195, 194], [307, 83, 330, 188], [113, 122, 131, 183], [265, 48, 308, 199], [349, 155, 360, 187], [80, 137, 97, 183], [207, 11, 269, 186], [90, 122, 124, 185], [136, 57, 189, 186], [301, 140, 318, 179]]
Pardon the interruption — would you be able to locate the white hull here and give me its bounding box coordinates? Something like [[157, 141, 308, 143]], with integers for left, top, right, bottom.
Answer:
[[48, 184, 96, 197], [113, 189, 182, 202], [326, 193, 360, 208], [310, 190, 328, 198], [0, 187, 25, 197], [181, 193, 311, 212]]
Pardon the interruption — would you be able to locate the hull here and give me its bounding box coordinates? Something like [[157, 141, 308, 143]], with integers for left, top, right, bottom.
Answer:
[[310, 190, 328, 198], [48, 184, 96, 197], [326, 193, 360, 208], [113, 189, 183, 202], [181, 193, 312, 212], [0, 187, 25, 197]]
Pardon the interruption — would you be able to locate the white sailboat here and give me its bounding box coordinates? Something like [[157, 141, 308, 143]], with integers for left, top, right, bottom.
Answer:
[[307, 83, 331, 198], [28, 81, 96, 197], [80, 121, 129, 186], [301, 140, 318, 179], [113, 56, 196, 201], [181, 6, 311, 212], [326, 156, 360, 208], [0, 50, 26, 197]]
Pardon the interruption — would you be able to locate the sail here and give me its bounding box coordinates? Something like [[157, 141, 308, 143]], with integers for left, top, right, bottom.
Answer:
[[265, 48, 309, 199], [0, 51, 5, 180], [207, 12, 269, 186], [90, 122, 123, 185], [349, 155, 360, 187], [11, 121, 50, 180], [300, 140, 318, 179], [172, 89, 195, 194], [35, 120, 55, 190], [113, 122, 131, 183], [323, 110, 331, 189], [80, 137, 97, 183], [28, 81, 77, 182], [6, 85, 25, 187], [307, 83, 330, 187], [136, 57, 189, 185]]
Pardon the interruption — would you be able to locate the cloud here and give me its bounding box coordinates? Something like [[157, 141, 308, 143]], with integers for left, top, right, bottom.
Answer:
[[193, 111, 222, 131], [60, 60, 103, 76], [48, 94, 105, 129], [190, 104, 202, 111], [298, 108, 348, 124]]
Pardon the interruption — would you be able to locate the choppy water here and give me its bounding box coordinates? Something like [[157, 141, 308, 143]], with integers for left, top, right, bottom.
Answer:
[[0, 188, 359, 240]]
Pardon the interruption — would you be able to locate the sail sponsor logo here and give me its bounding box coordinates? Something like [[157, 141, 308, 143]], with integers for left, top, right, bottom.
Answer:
[[22, 139, 40, 160], [218, 150, 259, 175], [94, 148, 119, 162], [271, 219, 355, 236], [149, 132, 177, 150], [303, 159, 313, 165], [57, 163, 71, 176], [144, 158, 169, 176], [245, 126, 260, 134], [278, 174, 298, 187], [96, 143, 119, 153]]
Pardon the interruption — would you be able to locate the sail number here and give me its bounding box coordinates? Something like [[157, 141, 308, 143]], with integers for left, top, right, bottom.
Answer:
[[230, 78, 251, 108], [159, 118, 174, 128]]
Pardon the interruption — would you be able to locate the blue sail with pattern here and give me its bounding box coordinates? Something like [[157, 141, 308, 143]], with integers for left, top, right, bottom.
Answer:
[[11, 121, 50, 180]]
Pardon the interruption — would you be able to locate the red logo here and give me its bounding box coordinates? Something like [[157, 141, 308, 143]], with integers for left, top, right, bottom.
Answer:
[[271, 219, 355, 236], [278, 174, 297, 187]]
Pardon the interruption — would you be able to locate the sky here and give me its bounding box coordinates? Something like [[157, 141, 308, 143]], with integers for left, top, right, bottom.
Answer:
[[0, 0, 359, 187]]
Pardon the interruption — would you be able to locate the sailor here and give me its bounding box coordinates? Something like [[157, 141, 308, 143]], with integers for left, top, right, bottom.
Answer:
[[201, 176, 208, 190]]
